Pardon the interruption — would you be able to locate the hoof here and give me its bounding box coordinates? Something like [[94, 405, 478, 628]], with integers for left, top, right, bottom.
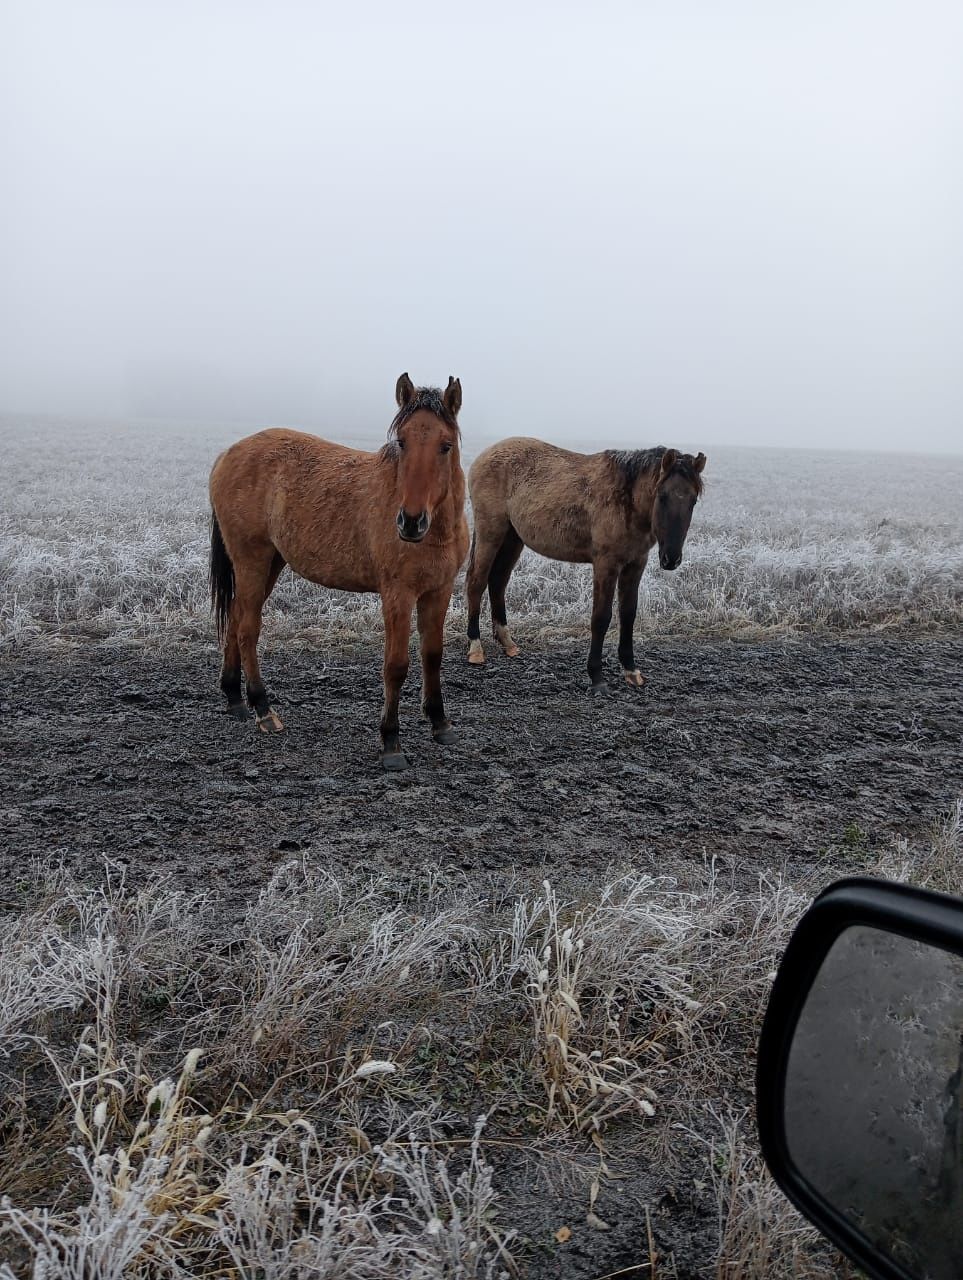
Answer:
[[256, 709, 285, 734], [494, 626, 521, 658], [468, 639, 486, 665], [433, 726, 458, 746], [588, 682, 608, 697], [382, 750, 410, 772], [623, 669, 646, 689], [227, 702, 252, 721]]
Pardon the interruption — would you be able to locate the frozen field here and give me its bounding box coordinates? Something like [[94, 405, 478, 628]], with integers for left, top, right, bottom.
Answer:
[[1, 414, 961, 1279], [1, 415, 961, 648]]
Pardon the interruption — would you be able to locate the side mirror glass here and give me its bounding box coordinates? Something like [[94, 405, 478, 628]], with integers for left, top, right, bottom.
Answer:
[[757, 879, 963, 1280]]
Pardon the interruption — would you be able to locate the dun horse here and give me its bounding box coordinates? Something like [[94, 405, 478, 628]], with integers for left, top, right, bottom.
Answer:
[[209, 374, 469, 769], [465, 439, 706, 691]]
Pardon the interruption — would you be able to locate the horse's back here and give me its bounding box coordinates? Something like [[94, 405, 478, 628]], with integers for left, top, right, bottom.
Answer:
[[211, 429, 376, 506], [469, 437, 598, 562], [209, 428, 384, 590], [212, 427, 358, 480], [470, 436, 588, 481]]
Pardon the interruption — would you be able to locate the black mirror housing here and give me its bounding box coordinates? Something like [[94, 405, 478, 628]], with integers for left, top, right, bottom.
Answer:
[[757, 876, 963, 1280]]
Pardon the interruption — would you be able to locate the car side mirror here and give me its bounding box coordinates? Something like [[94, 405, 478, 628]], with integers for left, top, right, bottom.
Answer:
[[756, 877, 963, 1280]]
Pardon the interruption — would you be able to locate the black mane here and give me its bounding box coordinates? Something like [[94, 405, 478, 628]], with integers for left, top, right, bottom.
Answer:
[[388, 387, 460, 438], [604, 447, 666, 484], [604, 446, 704, 495]]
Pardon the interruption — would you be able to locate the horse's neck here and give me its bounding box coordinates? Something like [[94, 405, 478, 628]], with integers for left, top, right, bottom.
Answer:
[[629, 474, 657, 535]]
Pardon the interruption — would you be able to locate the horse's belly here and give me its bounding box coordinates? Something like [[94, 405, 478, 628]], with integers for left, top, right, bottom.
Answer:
[[277, 538, 379, 595], [525, 538, 592, 565], [512, 515, 592, 565], [296, 565, 379, 594]]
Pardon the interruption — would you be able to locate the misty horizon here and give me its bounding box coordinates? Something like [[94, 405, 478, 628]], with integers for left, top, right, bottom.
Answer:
[[2, 2, 961, 455]]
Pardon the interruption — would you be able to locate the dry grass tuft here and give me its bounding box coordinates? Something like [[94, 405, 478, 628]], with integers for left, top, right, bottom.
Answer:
[[2, 805, 959, 1276], [711, 1114, 851, 1280], [866, 799, 962, 896], [506, 877, 696, 1135]]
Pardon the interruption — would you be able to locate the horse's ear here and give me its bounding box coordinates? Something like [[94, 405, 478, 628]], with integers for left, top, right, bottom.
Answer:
[[693, 452, 706, 474], [659, 448, 678, 478], [395, 372, 415, 409], [443, 375, 462, 418]]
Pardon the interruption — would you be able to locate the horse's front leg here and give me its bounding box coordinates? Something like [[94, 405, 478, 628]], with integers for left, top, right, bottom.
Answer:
[[617, 560, 647, 688], [380, 592, 414, 770], [587, 560, 619, 695], [417, 585, 456, 744]]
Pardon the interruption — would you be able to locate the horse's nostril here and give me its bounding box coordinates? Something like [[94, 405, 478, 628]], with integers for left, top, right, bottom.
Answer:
[[397, 508, 430, 541]]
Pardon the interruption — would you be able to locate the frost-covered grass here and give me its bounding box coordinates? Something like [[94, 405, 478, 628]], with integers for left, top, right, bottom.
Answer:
[[3, 809, 957, 1276], [2, 415, 960, 648], [0, 860, 790, 1277]]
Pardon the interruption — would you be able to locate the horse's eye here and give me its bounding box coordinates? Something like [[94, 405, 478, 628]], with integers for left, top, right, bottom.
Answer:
[[440, 442, 452, 454], [397, 439, 406, 451]]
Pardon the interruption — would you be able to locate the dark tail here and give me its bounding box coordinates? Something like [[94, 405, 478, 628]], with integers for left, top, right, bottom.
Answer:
[[209, 512, 235, 640], [466, 526, 477, 580]]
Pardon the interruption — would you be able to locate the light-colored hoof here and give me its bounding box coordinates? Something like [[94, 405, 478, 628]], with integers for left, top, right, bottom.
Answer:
[[623, 669, 646, 688], [468, 639, 486, 665], [256, 709, 285, 733], [494, 626, 521, 658]]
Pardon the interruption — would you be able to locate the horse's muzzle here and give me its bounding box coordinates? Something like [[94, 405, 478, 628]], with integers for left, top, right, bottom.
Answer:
[[397, 508, 431, 542], [659, 551, 682, 571]]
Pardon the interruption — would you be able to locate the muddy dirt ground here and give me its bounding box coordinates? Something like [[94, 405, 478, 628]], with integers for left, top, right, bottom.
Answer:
[[4, 630, 960, 899], [2, 628, 962, 1277]]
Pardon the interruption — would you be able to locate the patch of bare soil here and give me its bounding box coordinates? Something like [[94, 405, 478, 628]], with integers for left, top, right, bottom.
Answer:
[[3, 630, 960, 895], [1, 629, 961, 1277]]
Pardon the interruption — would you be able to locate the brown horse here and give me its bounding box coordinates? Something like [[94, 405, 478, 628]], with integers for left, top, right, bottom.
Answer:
[[209, 374, 469, 769], [465, 439, 706, 692]]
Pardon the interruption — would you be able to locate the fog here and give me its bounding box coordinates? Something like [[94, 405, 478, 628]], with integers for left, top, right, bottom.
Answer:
[[2, 1, 961, 452]]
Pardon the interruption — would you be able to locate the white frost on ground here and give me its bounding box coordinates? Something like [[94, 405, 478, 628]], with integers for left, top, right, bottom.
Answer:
[[1, 416, 961, 647]]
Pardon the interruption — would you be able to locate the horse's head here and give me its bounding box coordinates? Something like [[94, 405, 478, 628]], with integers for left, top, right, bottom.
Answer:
[[651, 448, 706, 570], [390, 373, 462, 542]]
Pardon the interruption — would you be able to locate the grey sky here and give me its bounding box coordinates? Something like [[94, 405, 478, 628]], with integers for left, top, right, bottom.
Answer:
[[2, 1, 961, 452]]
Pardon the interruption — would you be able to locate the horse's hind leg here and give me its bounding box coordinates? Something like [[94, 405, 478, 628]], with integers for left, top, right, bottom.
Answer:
[[220, 551, 285, 720], [465, 521, 510, 665], [487, 528, 524, 658], [235, 548, 285, 733], [220, 618, 249, 720]]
